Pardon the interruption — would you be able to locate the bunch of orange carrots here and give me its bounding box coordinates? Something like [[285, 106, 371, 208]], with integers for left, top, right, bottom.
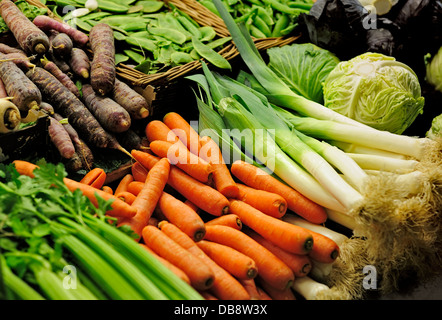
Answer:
[[13, 112, 342, 300]]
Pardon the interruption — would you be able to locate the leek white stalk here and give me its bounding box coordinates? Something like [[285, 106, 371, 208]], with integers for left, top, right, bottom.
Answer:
[[274, 106, 433, 160], [297, 131, 368, 192], [329, 140, 408, 159], [292, 276, 331, 300], [325, 208, 359, 231], [309, 260, 334, 282], [347, 153, 419, 173], [282, 213, 349, 246]]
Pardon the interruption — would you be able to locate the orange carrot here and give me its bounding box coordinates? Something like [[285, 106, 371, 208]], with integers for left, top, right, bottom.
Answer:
[[205, 214, 242, 230], [131, 150, 229, 216], [199, 135, 239, 198], [184, 199, 200, 213], [197, 240, 258, 280], [80, 167, 106, 189], [246, 229, 312, 278], [204, 224, 294, 291], [158, 221, 250, 300], [114, 173, 134, 195], [228, 200, 314, 255], [149, 140, 213, 183], [256, 286, 273, 300], [145, 120, 187, 148], [236, 183, 287, 218], [118, 158, 170, 238], [198, 291, 218, 300], [156, 191, 206, 242], [256, 278, 296, 300], [12, 160, 39, 178], [101, 185, 113, 195], [231, 160, 327, 224], [139, 243, 191, 285], [12, 160, 135, 219], [62, 178, 138, 219], [126, 181, 144, 196], [115, 191, 136, 205], [142, 225, 215, 291], [148, 216, 160, 227], [131, 161, 148, 182], [239, 279, 262, 300], [306, 230, 340, 264], [163, 112, 202, 155]]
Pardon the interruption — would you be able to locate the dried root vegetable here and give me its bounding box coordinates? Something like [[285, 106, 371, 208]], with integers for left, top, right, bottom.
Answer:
[[53, 112, 94, 170], [0, 53, 41, 112], [32, 15, 89, 47], [89, 23, 115, 96], [0, 0, 50, 55], [0, 98, 21, 133], [50, 32, 73, 58], [112, 78, 150, 120], [40, 56, 80, 97], [47, 50, 71, 75], [0, 43, 26, 55], [2, 52, 35, 70], [26, 67, 109, 148], [48, 116, 75, 159], [0, 78, 7, 98], [69, 48, 90, 79], [82, 84, 131, 133]]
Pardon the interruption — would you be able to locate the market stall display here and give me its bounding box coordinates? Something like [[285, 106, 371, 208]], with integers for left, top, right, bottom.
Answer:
[[0, 0, 442, 301]]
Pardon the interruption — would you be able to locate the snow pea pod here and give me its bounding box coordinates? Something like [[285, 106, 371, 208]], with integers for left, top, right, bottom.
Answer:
[[177, 15, 201, 39], [271, 13, 290, 37], [171, 51, 193, 65], [191, 36, 231, 70], [253, 15, 272, 37], [206, 36, 232, 49], [79, 11, 113, 21], [148, 26, 187, 45], [137, 0, 165, 13], [118, 21, 147, 32], [124, 49, 146, 64], [199, 26, 217, 42], [125, 36, 157, 52], [75, 19, 93, 32]]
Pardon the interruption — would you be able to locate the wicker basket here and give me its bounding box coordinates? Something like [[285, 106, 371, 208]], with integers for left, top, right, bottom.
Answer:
[[116, 0, 301, 88]]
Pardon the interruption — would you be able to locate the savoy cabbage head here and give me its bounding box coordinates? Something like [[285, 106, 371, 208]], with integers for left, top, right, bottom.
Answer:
[[323, 52, 425, 134]]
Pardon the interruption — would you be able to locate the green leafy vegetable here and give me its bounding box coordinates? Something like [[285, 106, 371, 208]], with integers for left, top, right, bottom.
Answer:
[[323, 52, 425, 134], [266, 43, 340, 103], [425, 46, 442, 93]]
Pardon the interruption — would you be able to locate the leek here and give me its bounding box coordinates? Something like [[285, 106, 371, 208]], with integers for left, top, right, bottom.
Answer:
[[195, 67, 362, 211], [211, 0, 372, 128], [273, 105, 432, 160], [217, 96, 346, 212]]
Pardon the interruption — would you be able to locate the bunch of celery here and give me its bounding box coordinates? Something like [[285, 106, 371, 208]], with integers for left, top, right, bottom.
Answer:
[[0, 161, 202, 300], [194, 0, 442, 297]]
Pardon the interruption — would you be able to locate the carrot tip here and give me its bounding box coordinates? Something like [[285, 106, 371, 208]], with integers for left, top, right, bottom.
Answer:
[[194, 229, 206, 242], [222, 206, 229, 215], [304, 237, 314, 253], [301, 263, 312, 275], [331, 249, 339, 260], [247, 268, 258, 279]]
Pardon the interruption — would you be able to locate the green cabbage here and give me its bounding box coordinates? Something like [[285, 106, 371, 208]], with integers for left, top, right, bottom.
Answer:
[[266, 43, 340, 104], [425, 46, 442, 93], [323, 52, 425, 134], [426, 113, 442, 140]]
